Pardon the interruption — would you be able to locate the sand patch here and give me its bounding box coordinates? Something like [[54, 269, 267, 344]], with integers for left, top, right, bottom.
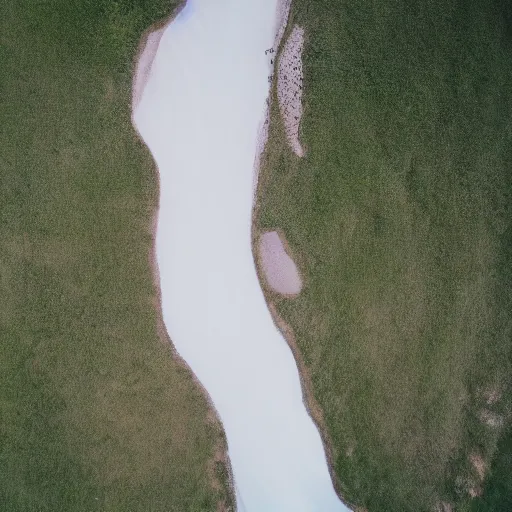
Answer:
[[258, 230, 303, 296], [277, 24, 305, 157], [132, 28, 165, 111], [479, 408, 504, 428], [469, 453, 486, 481], [252, 0, 294, 195], [484, 386, 502, 405], [273, 0, 293, 49]]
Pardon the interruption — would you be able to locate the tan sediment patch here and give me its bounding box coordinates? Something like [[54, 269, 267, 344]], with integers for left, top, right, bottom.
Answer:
[[132, 4, 235, 508], [463, 454, 486, 500], [479, 408, 504, 428], [131, 0, 189, 116], [252, 0, 294, 195], [254, 227, 307, 299], [266, 301, 352, 510], [468, 484, 483, 499], [277, 24, 305, 157], [345, 441, 356, 458], [205, 409, 236, 512], [455, 474, 482, 499], [469, 453, 486, 481], [476, 383, 503, 406], [132, 27, 165, 112], [273, 0, 293, 49], [484, 386, 502, 406], [104, 75, 115, 103], [258, 230, 303, 296]]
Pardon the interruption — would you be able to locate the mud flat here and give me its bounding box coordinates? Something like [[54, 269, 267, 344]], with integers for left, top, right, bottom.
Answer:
[[277, 24, 305, 157], [258, 230, 303, 296]]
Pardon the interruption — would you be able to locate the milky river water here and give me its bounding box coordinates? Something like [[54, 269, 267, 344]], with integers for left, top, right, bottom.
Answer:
[[133, 1, 350, 510]]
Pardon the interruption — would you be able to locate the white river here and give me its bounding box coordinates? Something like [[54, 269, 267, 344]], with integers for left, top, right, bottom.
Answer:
[[133, 0, 350, 510]]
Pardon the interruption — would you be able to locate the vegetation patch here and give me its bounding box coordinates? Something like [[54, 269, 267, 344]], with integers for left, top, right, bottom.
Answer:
[[255, 0, 512, 510], [1, 1, 233, 510]]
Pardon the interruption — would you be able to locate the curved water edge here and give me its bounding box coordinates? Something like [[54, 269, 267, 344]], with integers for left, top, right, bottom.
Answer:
[[131, 0, 186, 110], [132, 3, 237, 506], [132, 1, 351, 510]]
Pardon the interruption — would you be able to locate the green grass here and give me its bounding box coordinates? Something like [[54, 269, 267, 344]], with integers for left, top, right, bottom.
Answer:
[[256, 0, 512, 510], [1, 1, 233, 510]]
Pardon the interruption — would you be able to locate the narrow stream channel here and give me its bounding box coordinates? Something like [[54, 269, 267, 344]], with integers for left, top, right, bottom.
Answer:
[[133, 1, 350, 510]]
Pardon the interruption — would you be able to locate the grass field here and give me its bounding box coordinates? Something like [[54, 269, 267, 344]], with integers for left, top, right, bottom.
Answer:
[[256, 0, 512, 510], [0, 1, 233, 510]]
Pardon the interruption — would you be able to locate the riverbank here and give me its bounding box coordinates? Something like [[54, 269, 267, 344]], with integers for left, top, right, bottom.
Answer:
[[132, 6, 236, 509], [253, 0, 512, 510], [251, 3, 352, 508], [0, 0, 232, 509]]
